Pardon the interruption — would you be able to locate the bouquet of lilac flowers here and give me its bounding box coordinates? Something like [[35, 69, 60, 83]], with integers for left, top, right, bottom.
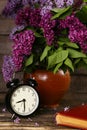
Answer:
[[2, 0, 87, 82]]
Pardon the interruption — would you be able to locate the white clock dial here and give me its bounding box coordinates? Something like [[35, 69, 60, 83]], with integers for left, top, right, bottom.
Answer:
[[10, 85, 39, 116]]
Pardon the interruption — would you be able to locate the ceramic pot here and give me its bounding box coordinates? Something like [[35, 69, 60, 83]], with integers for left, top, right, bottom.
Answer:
[[23, 70, 71, 107]]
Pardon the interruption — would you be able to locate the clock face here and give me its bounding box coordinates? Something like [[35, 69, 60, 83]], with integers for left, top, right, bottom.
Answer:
[[10, 85, 39, 116]]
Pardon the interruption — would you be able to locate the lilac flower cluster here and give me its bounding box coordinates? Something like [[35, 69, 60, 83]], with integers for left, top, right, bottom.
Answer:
[[2, 0, 39, 18], [54, 0, 73, 8], [15, 7, 41, 27], [59, 15, 87, 53], [15, 7, 31, 25], [2, 0, 74, 18], [40, 12, 56, 45], [73, 0, 83, 9], [2, 56, 15, 82], [22, 0, 40, 6], [40, 0, 53, 16], [10, 25, 25, 40], [2, 0, 23, 17], [29, 8, 41, 27], [16, 7, 56, 45], [12, 30, 35, 71]]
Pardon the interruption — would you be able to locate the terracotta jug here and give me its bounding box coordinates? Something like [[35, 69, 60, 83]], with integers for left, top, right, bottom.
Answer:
[[24, 69, 71, 107]]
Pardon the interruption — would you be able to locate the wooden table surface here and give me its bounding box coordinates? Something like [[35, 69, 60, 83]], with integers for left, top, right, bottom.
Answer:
[[0, 91, 83, 130], [0, 104, 77, 130]]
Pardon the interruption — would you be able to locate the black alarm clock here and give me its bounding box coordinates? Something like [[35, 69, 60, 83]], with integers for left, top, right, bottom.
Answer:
[[5, 78, 39, 117]]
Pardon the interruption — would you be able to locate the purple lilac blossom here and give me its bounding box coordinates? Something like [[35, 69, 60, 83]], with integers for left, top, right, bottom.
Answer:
[[12, 30, 35, 71], [66, 0, 74, 6], [40, 0, 53, 16], [22, 0, 30, 5], [54, 0, 65, 8], [2, 56, 15, 82], [73, 0, 83, 9], [16, 7, 41, 27], [59, 15, 87, 53], [64, 106, 70, 111], [40, 12, 56, 45], [29, 8, 41, 27], [10, 25, 25, 40], [14, 117, 21, 123], [22, 0, 40, 6], [15, 7, 31, 25], [35, 122, 39, 126], [2, 108, 7, 112], [2, 0, 23, 18], [54, 0, 73, 8]]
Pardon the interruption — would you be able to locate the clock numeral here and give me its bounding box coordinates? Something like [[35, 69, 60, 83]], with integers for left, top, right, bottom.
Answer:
[[13, 94, 17, 97], [13, 105, 16, 107], [18, 108, 20, 111], [32, 92, 35, 96], [22, 109, 24, 112], [17, 89, 20, 93], [32, 104, 35, 107], [28, 108, 31, 112], [34, 98, 37, 102], [11, 99, 14, 102], [28, 89, 30, 92], [22, 87, 26, 91]]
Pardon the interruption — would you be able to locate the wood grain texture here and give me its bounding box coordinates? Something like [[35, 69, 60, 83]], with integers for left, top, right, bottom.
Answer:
[[0, 103, 81, 130], [0, 36, 12, 54], [0, 17, 14, 35], [0, 0, 7, 15]]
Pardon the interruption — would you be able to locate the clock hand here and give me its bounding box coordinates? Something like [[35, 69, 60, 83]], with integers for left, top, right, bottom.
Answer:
[[23, 99, 26, 112], [16, 99, 24, 103]]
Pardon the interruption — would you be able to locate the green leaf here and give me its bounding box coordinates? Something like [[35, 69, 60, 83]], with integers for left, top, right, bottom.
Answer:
[[74, 58, 81, 64], [65, 42, 79, 49], [27, 27, 42, 37], [64, 58, 74, 71], [58, 41, 65, 46], [53, 62, 63, 73], [40, 45, 51, 61], [51, 8, 64, 13], [48, 50, 68, 68], [83, 0, 87, 2], [52, 6, 70, 19], [25, 54, 33, 66], [67, 48, 86, 58], [58, 37, 69, 42], [56, 47, 63, 51], [58, 41, 79, 49], [83, 58, 87, 64], [59, 7, 72, 19], [34, 31, 42, 37], [76, 5, 87, 24]]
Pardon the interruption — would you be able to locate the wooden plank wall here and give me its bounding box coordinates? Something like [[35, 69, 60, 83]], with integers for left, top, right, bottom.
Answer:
[[0, 0, 16, 103], [1, 0, 87, 105]]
